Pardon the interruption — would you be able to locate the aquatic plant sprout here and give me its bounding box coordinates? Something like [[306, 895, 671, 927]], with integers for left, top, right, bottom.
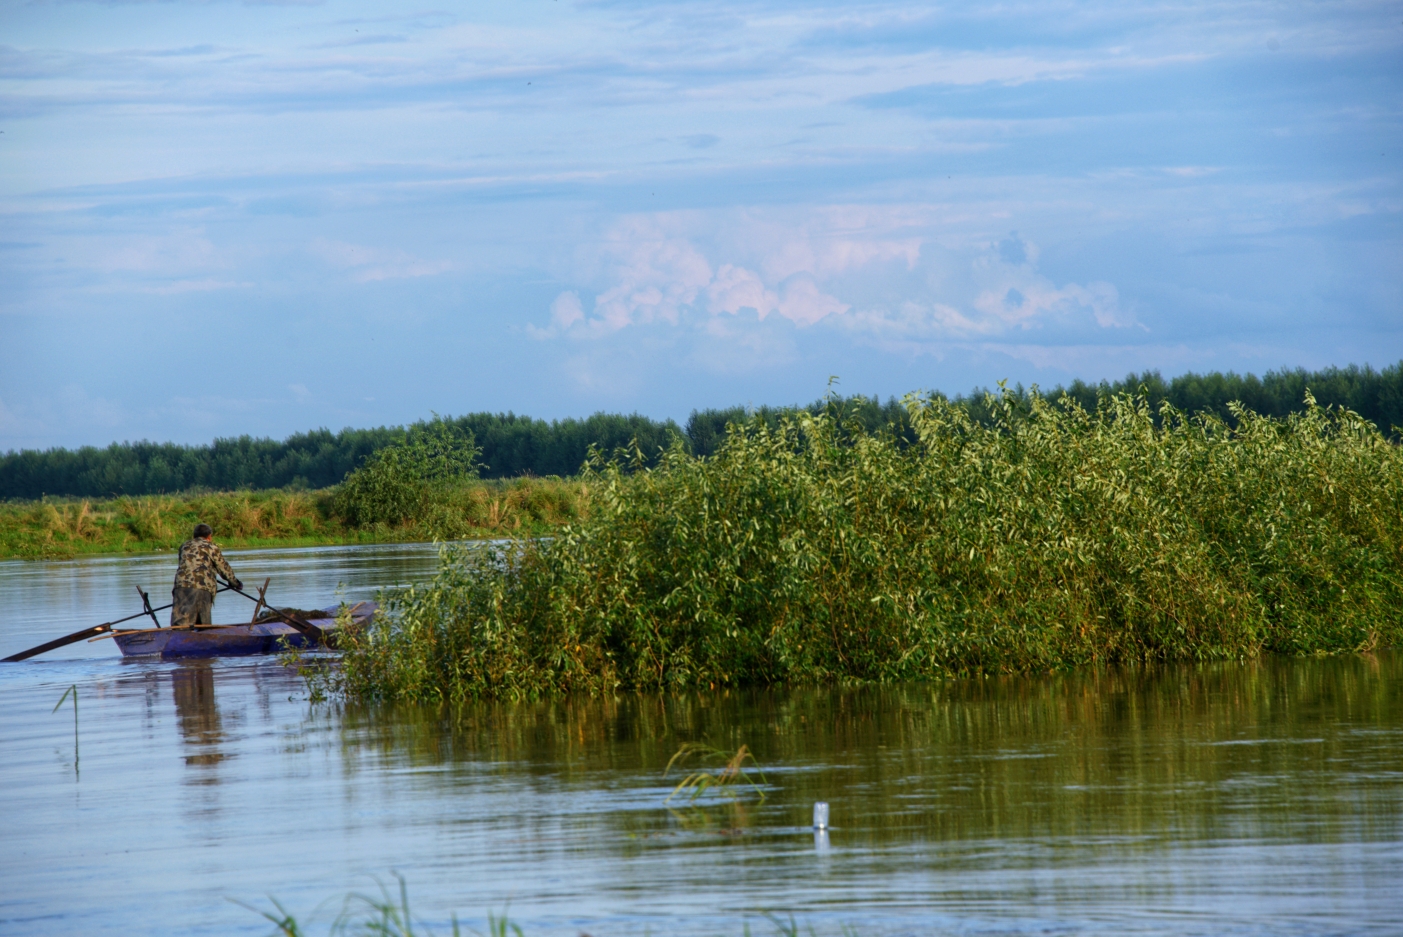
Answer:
[[336, 388, 1403, 701], [664, 743, 768, 803], [235, 873, 475, 937], [52, 684, 78, 774]]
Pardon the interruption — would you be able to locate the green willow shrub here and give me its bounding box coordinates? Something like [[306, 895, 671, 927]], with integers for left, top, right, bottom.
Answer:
[[332, 420, 481, 528], [338, 391, 1403, 702]]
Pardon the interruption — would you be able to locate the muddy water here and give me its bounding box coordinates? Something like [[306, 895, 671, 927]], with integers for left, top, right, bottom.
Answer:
[[1, 545, 1400, 935]]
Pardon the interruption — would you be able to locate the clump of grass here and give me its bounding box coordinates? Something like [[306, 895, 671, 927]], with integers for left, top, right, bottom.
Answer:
[[236, 873, 475, 937], [420, 477, 587, 540], [120, 495, 172, 542], [42, 499, 104, 542], [337, 388, 1403, 702]]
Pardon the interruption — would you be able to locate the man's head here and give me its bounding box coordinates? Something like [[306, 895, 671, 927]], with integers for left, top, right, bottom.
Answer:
[[192, 523, 213, 540]]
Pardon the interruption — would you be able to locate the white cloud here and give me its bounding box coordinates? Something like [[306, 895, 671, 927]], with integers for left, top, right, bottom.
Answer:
[[588, 223, 714, 333], [970, 237, 1131, 331], [550, 291, 585, 329], [844, 300, 993, 343], [777, 274, 849, 326], [310, 239, 452, 283], [528, 291, 587, 339], [38, 230, 258, 295], [706, 264, 779, 318], [547, 212, 895, 337], [537, 211, 1132, 357], [973, 279, 1127, 330]]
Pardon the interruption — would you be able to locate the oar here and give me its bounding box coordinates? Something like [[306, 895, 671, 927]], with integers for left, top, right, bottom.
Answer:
[[220, 580, 325, 643], [2, 586, 231, 662]]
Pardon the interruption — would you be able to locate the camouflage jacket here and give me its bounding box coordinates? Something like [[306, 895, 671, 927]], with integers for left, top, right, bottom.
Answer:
[[173, 538, 237, 594]]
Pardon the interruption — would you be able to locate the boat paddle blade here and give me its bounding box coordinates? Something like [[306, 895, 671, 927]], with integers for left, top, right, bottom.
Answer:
[[3, 586, 231, 661], [3, 623, 114, 662]]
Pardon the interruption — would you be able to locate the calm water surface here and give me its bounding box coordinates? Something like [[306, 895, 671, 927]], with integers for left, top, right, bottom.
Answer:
[[1, 544, 1399, 935]]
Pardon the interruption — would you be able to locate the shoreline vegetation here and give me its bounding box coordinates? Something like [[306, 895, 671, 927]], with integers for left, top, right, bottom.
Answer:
[[3, 361, 1399, 564], [334, 388, 1403, 701], [0, 477, 587, 560], [4, 362, 1401, 501]]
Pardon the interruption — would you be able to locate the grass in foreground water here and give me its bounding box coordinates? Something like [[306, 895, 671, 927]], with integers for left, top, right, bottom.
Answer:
[[335, 388, 1403, 701], [241, 873, 838, 937]]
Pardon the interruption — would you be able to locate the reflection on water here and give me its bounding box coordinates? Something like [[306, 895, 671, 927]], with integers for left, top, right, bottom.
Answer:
[[172, 664, 225, 769], [345, 657, 1403, 853], [0, 546, 1400, 935]]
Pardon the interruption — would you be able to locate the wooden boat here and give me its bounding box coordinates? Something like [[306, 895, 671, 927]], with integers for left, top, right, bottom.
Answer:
[[111, 601, 376, 659]]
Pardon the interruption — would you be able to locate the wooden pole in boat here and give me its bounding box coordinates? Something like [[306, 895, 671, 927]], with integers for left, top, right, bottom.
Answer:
[[135, 586, 161, 628], [2, 586, 232, 662], [249, 578, 270, 624]]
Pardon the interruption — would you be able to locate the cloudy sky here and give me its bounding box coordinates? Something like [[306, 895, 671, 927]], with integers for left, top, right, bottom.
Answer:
[[2, 0, 1400, 450]]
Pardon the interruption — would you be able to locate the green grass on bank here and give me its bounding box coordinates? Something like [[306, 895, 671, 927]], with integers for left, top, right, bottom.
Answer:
[[0, 477, 588, 560], [336, 389, 1403, 702]]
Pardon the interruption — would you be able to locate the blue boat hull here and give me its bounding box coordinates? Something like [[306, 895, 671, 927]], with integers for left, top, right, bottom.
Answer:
[[113, 603, 375, 659]]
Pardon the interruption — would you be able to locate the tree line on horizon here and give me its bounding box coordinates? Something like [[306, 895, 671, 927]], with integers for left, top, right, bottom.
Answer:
[[3, 362, 1400, 501]]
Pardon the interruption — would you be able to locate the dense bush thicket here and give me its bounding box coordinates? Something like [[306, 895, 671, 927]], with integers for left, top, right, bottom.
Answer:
[[331, 420, 482, 528], [5, 362, 1401, 499], [336, 389, 1403, 701], [684, 361, 1403, 456]]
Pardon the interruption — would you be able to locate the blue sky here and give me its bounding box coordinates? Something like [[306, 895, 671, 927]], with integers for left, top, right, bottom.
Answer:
[[1, 0, 1400, 450]]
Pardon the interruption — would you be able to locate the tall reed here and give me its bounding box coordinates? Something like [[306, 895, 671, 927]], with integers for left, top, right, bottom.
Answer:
[[338, 390, 1403, 701]]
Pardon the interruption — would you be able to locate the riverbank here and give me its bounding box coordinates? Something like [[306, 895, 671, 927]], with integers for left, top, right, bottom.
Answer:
[[339, 391, 1403, 701], [0, 477, 586, 559]]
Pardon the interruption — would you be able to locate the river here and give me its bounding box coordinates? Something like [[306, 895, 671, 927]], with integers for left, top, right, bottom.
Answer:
[[1, 543, 1399, 935]]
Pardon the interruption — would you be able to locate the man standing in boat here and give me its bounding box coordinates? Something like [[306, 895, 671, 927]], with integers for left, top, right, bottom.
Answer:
[[171, 523, 242, 628]]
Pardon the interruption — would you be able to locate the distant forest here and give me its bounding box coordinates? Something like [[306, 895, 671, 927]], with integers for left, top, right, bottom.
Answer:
[[3, 362, 1401, 500]]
